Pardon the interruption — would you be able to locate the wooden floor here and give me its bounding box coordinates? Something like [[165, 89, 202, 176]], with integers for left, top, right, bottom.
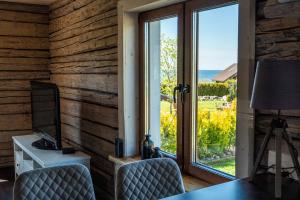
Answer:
[[0, 167, 14, 200]]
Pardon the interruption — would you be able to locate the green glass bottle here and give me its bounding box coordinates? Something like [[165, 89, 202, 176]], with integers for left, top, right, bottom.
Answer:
[[152, 147, 162, 158], [142, 135, 154, 159]]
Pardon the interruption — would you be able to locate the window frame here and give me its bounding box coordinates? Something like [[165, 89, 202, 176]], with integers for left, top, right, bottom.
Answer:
[[183, 0, 238, 183], [139, 0, 239, 183], [139, 3, 185, 167]]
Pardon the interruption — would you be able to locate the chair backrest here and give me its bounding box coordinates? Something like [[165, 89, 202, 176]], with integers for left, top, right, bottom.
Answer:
[[116, 158, 185, 200], [13, 164, 96, 200]]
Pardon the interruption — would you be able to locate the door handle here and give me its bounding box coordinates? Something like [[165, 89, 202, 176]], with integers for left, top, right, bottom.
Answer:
[[173, 84, 190, 103], [181, 84, 190, 103], [173, 84, 182, 103]]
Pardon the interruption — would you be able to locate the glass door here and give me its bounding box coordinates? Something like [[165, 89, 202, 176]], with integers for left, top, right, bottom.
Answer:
[[184, 0, 239, 181], [140, 0, 239, 182], [140, 4, 184, 164]]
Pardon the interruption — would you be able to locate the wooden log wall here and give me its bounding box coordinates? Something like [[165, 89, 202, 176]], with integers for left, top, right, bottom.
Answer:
[[255, 0, 300, 165], [49, 0, 118, 199], [0, 2, 50, 167]]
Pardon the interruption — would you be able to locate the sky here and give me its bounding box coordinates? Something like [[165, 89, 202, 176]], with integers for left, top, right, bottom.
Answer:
[[161, 4, 239, 70]]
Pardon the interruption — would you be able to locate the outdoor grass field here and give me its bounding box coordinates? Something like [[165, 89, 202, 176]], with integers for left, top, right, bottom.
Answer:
[[161, 100, 226, 113], [204, 157, 235, 176]]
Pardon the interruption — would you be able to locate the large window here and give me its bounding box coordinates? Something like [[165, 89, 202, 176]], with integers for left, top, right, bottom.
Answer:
[[192, 5, 239, 176], [140, 4, 184, 163], [140, 0, 238, 181], [143, 17, 179, 155]]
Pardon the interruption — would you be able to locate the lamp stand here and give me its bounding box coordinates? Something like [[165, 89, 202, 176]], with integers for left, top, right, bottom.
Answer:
[[250, 111, 300, 199]]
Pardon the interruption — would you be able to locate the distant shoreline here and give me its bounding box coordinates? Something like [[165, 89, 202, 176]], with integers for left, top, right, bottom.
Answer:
[[198, 70, 222, 82]]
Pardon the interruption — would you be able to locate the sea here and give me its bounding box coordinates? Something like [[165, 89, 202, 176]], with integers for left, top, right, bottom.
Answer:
[[198, 70, 222, 82]]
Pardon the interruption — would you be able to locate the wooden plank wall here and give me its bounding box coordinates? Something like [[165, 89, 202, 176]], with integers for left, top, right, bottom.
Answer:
[[49, 0, 118, 199], [255, 0, 300, 164], [0, 2, 50, 167]]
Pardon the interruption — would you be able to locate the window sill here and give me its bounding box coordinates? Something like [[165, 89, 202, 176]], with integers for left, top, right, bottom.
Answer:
[[109, 155, 211, 192]]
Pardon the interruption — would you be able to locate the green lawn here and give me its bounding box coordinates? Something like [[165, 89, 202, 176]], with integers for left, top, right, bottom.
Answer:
[[160, 100, 226, 113], [204, 157, 235, 176], [199, 100, 225, 111]]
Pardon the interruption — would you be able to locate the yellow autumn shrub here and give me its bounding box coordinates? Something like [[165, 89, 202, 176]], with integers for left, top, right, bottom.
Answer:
[[160, 99, 236, 159]]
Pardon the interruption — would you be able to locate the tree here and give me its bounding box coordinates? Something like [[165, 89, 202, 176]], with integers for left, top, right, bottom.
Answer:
[[160, 35, 177, 97]]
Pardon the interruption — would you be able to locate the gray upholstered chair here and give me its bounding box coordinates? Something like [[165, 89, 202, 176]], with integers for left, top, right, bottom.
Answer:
[[116, 158, 185, 200], [13, 164, 96, 200]]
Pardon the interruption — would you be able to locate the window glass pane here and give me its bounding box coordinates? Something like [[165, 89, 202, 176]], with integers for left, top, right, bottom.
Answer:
[[144, 17, 178, 155], [194, 4, 239, 176]]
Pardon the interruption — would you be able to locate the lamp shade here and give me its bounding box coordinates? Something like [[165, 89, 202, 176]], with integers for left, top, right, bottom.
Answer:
[[250, 60, 300, 110]]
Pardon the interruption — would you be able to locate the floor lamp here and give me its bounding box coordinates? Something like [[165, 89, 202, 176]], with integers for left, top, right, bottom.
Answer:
[[250, 60, 300, 199]]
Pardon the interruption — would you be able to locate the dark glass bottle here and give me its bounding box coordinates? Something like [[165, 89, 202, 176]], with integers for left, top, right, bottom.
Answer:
[[152, 147, 162, 158], [142, 135, 154, 159]]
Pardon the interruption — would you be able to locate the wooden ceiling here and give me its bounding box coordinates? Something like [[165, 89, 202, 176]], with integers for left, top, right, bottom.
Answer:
[[1, 0, 56, 5]]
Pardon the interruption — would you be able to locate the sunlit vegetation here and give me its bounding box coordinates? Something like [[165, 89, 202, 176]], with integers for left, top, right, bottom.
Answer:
[[159, 36, 236, 175]]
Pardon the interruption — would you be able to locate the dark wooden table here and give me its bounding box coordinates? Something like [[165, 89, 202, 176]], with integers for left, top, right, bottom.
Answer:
[[162, 174, 300, 200]]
